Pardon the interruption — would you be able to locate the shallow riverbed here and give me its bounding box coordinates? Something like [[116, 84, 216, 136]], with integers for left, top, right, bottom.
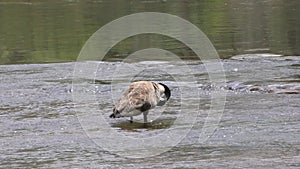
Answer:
[[0, 54, 299, 168]]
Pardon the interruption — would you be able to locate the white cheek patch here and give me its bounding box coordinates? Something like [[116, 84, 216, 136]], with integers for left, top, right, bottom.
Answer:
[[161, 93, 167, 100], [157, 95, 167, 106]]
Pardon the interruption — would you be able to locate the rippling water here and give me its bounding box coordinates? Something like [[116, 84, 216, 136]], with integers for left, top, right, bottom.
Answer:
[[0, 54, 299, 168]]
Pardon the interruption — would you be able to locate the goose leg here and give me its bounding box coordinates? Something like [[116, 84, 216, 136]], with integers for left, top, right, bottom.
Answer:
[[130, 116, 133, 123], [143, 111, 149, 123]]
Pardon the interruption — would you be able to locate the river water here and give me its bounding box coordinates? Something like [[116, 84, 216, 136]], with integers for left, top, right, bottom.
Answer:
[[0, 54, 299, 168], [1, 0, 300, 64]]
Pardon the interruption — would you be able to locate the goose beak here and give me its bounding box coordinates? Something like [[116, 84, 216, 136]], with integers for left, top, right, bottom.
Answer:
[[157, 100, 166, 106]]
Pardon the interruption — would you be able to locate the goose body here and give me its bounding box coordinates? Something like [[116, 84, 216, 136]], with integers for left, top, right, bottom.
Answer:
[[110, 81, 171, 123]]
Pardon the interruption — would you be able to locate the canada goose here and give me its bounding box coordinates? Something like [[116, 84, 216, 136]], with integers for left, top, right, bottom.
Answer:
[[110, 81, 171, 123]]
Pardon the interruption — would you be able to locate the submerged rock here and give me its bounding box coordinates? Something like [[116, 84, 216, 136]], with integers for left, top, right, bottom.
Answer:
[[224, 82, 300, 94]]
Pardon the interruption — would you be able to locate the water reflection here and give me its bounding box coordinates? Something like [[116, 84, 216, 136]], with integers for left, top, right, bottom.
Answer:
[[110, 117, 176, 131], [0, 0, 299, 64]]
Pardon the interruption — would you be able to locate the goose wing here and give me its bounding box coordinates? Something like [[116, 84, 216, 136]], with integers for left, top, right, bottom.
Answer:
[[111, 82, 155, 117]]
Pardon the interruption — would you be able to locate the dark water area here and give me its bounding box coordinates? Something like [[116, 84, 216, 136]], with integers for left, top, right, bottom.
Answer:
[[0, 54, 299, 168], [0, 0, 300, 64]]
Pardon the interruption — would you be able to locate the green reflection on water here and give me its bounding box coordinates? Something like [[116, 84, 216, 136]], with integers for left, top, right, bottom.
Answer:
[[0, 0, 299, 64]]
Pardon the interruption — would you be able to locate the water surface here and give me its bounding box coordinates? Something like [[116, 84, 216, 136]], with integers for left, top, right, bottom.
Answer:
[[0, 54, 299, 168], [0, 0, 300, 64]]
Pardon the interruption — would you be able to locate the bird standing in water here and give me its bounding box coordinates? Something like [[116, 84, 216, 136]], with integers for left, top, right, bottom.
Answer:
[[110, 81, 171, 123]]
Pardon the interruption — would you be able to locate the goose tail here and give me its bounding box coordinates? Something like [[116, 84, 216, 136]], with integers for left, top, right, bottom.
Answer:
[[109, 107, 121, 118]]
